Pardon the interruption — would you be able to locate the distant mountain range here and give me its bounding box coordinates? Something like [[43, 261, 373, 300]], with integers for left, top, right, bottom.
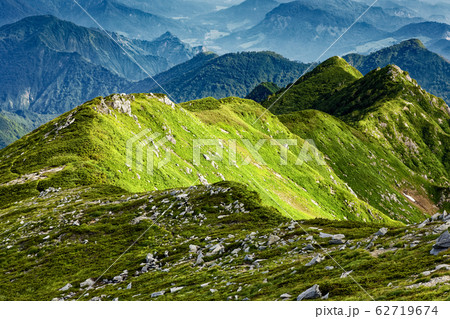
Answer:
[[194, 0, 280, 33], [213, 0, 425, 61], [344, 39, 450, 103], [0, 15, 202, 148], [1, 0, 448, 63], [127, 51, 309, 102], [0, 0, 203, 40]]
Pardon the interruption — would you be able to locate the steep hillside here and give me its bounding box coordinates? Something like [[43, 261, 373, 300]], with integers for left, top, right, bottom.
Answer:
[[265, 58, 450, 219], [262, 57, 363, 115], [0, 113, 27, 149], [245, 82, 281, 103], [344, 39, 450, 104], [0, 93, 395, 224], [129, 51, 309, 102]]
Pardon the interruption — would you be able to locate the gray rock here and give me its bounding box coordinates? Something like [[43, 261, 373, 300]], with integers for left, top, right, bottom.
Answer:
[[321, 293, 330, 300], [280, 293, 292, 299], [431, 213, 441, 221], [417, 220, 429, 228], [151, 291, 165, 298], [430, 230, 450, 255], [146, 253, 155, 263], [80, 278, 95, 288], [340, 270, 353, 278], [305, 254, 325, 267], [244, 254, 254, 262], [329, 238, 344, 245], [304, 244, 315, 251], [325, 266, 334, 270], [170, 287, 184, 293], [319, 232, 333, 238], [296, 285, 322, 301], [375, 228, 388, 236], [126, 283, 132, 290], [207, 243, 225, 256], [189, 245, 199, 254], [59, 283, 72, 292], [113, 275, 123, 283], [267, 235, 280, 246]]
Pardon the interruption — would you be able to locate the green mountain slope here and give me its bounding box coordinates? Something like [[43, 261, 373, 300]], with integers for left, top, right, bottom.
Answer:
[[0, 93, 396, 224], [128, 51, 309, 102], [344, 39, 450, 104], [265, 57, 450, 219], [261, 57, 363, 115], [0, 113, 27, 149], [245, 82, 281, 103]]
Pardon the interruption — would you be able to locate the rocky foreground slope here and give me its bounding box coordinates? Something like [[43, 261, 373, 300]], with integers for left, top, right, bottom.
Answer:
[[0, 182, 449, 301]]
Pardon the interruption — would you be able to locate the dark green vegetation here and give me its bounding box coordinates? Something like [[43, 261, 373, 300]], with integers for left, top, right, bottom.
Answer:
[[128, 51, 308, 102], [245, 82, 280, 103], [344, 39, 450, 104]]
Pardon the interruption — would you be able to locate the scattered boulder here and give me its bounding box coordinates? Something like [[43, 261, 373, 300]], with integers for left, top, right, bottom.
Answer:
[[329, 238, 344, 245], [151, 291, 165, 298], [430, 231, 450, 255], [280, 293, 292, 299], [340, 270, 353, 278], [305, 254, 325, 267], [189, 245, 199, 254], [304, 244, 315, 251], [267, 235, 280, 246], [375, 228, 388, 236], [80, 278, 95, 288], [59, 283, 72, 292], [296, 285, 322, 301], [170, 287, 184, 293]]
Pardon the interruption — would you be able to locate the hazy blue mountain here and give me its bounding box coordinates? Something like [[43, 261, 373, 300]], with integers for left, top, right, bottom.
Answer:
[[115, 0, 216, 18], [195, 0, 280, 33], [213, 0, 422, 61], [0, 0, 202, 41], [128, 51, 309, 102], [344, 39, 450, 104], [0, 15, 203, 81], [392, 22, 450, 59], [355, 0, 450, 24]]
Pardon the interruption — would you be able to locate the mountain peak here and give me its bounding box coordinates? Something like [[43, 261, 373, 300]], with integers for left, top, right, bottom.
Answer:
[[156, 31, 178, 40], [262, 56, 362, 114]]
